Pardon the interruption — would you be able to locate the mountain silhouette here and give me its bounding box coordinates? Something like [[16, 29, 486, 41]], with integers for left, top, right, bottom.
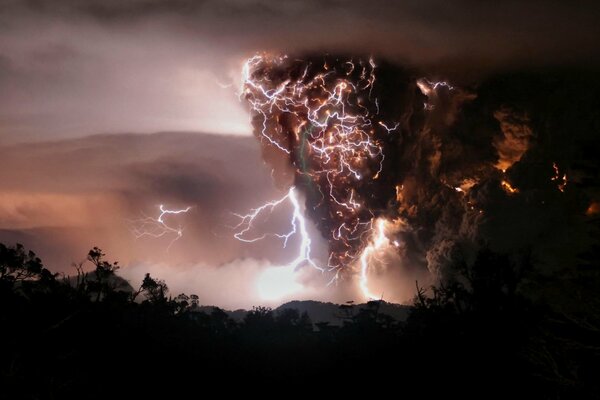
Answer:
[[196, 299, 410, 325]]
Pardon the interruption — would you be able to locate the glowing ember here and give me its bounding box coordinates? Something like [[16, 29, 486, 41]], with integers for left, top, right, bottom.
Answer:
[[501, 180, 519, 194], [586, 202, 600, 216], [551, 162, 567, 193]]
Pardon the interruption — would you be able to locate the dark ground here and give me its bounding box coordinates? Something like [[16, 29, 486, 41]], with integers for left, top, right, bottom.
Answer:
[[1, 243, 599, 399]]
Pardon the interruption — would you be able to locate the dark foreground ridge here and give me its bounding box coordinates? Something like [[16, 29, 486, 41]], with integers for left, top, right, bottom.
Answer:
[[197, 300, 411, 326], [1, 243, 599, 399]]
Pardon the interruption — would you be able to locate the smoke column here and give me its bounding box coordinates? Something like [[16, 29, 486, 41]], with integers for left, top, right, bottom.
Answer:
[[239, 53, 584, 300]]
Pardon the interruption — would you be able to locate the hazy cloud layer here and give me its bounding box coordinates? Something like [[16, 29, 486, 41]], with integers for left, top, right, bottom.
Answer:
[[2, 0, 600, 141], [0, 133, 275, 265]]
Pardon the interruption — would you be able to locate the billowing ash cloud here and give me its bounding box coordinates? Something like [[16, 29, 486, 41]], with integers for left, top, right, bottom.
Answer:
[[242, 54, 600, 291], [242, 54, 422, 271], [492, 107, 535, 172], [394, 70, 600, 282]]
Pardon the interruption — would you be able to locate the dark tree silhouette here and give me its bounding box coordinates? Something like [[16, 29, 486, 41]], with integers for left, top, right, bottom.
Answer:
[[86, 247, 122, 301], [0, 243, 54, 287], [0, 242, 598, 399], [244, 306, 274, 328], [138, 272, 169, 303]]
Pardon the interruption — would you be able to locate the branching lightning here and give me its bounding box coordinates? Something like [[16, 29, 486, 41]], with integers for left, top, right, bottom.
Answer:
[[237, 53, 405, 297], [241, 54, 389, 266], [233, 187, 321, 272], [417, 78, 454, 110], [130, 205, 191, 251], [238, 54, 459, 299]]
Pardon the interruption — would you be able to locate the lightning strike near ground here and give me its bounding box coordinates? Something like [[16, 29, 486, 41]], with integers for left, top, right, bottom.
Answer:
[[359, 218, 389, 299], [232, 187, 321, 272]]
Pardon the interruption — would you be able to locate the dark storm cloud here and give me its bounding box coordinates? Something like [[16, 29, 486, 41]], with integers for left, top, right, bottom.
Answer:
[[241, 52, 600, 303], [413, 70, 600, 281], [2, 0, 599, 142], [5, 0, 600, 67]]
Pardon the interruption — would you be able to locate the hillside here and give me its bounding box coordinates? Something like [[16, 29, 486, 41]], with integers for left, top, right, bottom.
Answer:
[[196, 300, 411, 325]]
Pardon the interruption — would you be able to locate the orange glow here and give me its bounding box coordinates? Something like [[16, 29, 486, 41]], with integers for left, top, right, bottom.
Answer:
[[395, 184, 404, 202], [458, 178, 477, 194], [0, 191, 122, 229], [501, 180, 519, 194], [586, 202, 600, 216], [493, 109, 533, 172]]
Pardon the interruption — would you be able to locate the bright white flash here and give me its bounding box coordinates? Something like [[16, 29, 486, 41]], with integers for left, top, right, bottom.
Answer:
[[359, 218, 389, 300], [417, 78, 455, 110], [257, 266, 303, 301]]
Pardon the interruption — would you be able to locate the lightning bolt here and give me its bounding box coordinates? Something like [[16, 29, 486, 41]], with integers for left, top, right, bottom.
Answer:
[[359, 218, 389, 299], [233, 187, 322, 272], [417, 78, 455, 110], [130, 205, 192, 251]]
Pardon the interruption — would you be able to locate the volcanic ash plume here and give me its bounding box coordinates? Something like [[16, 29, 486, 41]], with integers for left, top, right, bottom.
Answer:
[[239, 54, 591, 301], [241, 54, 420, 277], [239, 53, 493, 299]]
